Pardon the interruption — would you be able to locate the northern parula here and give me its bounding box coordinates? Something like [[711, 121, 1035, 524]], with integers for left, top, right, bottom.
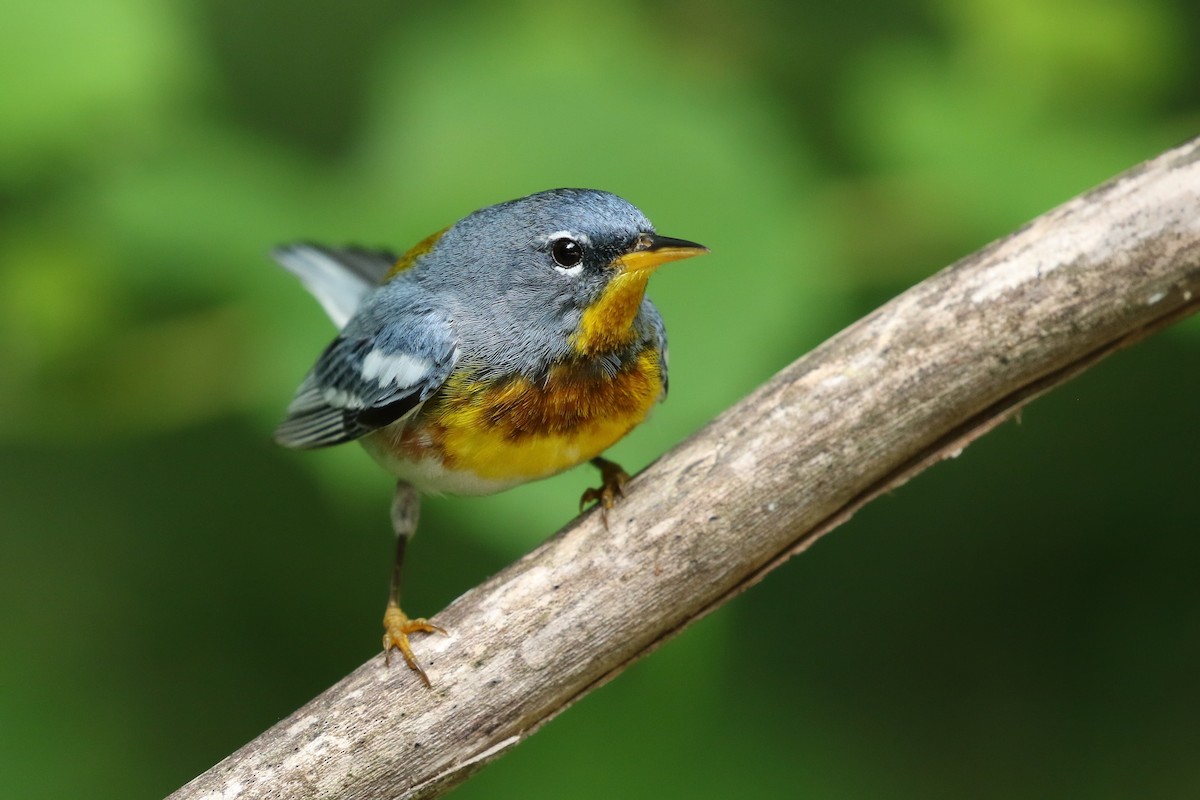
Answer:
[[273, 188, 707, 685]]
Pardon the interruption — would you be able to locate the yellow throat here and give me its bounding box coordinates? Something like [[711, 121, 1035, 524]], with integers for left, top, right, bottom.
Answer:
[[571, 236, 709, 356]]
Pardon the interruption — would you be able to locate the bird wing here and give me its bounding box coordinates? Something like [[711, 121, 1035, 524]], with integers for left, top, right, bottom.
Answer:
[[274, 300, 459, 449], [643, 298, 669, 401], [272, 244, 399, 329]]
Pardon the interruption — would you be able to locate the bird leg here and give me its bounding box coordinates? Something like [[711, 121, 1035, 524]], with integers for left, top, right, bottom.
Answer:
[[383, 480, 445, 687], [580, 456, 631, 524]]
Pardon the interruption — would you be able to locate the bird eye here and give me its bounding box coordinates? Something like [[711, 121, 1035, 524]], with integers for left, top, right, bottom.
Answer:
[[551, 237, 583, 268]]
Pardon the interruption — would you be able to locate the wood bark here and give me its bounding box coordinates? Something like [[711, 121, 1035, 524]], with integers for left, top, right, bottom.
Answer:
[[169, 138, 1200, 800]]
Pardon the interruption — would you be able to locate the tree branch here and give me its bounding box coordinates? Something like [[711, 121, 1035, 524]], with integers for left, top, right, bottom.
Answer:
[[169, 138, 1200, 800]]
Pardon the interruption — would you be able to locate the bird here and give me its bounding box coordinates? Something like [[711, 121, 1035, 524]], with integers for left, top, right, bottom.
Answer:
[[271, 188, 707, 686]]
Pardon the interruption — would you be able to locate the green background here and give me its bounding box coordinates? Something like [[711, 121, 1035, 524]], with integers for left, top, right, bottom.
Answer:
[[2, 1, 1199, 798]]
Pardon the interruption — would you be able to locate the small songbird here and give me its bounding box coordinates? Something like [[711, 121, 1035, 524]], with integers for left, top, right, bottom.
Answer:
[[272, 188, 707, 686]]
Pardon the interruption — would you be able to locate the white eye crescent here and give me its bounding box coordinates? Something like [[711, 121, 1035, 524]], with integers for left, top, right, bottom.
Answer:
[[545, 231, 587, 276]]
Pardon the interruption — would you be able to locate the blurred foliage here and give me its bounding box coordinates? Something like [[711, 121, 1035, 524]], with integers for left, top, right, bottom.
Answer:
[[1, 0, 1198, 798]]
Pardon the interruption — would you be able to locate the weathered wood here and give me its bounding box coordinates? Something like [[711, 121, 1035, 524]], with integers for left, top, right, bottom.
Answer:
[[170, 138, 1200, 800]]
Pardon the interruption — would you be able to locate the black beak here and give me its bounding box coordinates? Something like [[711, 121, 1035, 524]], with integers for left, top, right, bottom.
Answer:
[[618, 234, 709, 273]]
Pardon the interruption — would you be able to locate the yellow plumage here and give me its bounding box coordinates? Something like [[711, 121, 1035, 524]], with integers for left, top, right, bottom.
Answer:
[[368, 345, 663, 485]]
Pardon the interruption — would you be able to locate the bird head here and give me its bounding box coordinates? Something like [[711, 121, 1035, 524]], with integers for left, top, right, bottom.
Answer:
[[450, 189, 706, 355], [393, 188, 706, 367]]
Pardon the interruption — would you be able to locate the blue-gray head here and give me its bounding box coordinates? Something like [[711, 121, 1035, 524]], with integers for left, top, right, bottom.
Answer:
[[404, 188, 707, 362]]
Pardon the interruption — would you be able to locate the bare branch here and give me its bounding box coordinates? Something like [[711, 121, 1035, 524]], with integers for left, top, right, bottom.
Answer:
[[169, 138, 1200, 800]]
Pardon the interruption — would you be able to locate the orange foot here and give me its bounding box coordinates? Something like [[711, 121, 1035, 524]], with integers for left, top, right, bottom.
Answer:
[[382, 603, 446, 688], [580, 457, 630, 525]]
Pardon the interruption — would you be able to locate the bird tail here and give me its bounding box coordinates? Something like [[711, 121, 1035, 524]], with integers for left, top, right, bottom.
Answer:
[[270, 244, 398, 329]]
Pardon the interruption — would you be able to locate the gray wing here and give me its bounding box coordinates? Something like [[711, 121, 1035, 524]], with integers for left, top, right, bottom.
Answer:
[[272, 244, 398, 329], [274, 297, 459, 449], [642, 298, 669, 401]]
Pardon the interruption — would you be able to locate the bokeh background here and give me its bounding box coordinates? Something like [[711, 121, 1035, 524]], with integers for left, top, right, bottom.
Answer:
[[3, 1, 1199, 798]]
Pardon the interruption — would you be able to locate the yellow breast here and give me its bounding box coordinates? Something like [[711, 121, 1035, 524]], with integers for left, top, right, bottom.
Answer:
[[365, 346, 663, 492]]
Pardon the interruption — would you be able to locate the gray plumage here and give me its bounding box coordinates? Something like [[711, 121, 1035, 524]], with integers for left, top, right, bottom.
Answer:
[[273, 188, 670, 450]]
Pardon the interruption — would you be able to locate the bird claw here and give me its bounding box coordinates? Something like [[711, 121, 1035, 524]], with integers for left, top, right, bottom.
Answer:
[[580, 458, 630, 526], [382, 604, 446, 688]]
